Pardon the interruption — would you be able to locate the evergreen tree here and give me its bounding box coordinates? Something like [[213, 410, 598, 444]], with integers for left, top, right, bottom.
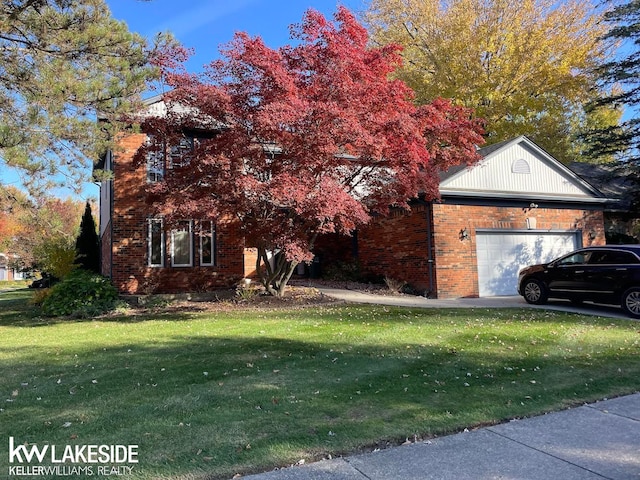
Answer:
[[583, 0, 640, 161], [0, 0, 171, 197], [579, 0, 640, 221], [75, 202, 100, 273]]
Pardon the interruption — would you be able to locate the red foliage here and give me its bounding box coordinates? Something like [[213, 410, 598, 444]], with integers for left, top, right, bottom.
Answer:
[[144, 7, 484, 264]]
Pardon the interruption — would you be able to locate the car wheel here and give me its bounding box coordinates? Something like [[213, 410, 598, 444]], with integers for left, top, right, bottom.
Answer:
[[621, 288, 640, 318], [522, 279, 548, 305]]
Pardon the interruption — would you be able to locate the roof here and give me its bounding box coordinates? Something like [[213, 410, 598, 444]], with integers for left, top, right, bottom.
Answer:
[[438, 135, 609, 204], [569, 162, 635, 210]]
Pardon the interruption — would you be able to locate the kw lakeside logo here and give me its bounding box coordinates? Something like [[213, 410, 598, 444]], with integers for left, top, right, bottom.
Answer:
[[7, 437, 138, 477]]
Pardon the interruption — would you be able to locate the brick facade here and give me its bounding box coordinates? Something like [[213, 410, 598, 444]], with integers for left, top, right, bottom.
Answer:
[[357, 204, 435, 293], [355, 202, 605, 299], [105, 133, 247, 294], [102, 128, 608, 298], [431, 203, 605, 298]]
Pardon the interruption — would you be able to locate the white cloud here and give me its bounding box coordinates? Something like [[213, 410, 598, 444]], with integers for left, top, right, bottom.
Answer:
[[148, 0, 258, 40]]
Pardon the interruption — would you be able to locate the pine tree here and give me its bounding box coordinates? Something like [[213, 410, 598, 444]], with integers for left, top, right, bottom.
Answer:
[[75, 202, 100, 273], [0, 0, 172, 197], [583, 0, 640, 160]]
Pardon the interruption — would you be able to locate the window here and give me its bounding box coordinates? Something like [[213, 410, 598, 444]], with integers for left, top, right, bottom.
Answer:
[[169, 136, 195, 169], [171, 220, 193, 267], [557, 252, 588, 266], [589, 250, 640, 265], [146, 143, 165, 183], [148, 219, 164, 267], [200, 220, 216, 266], [146, 135, 196, 182]]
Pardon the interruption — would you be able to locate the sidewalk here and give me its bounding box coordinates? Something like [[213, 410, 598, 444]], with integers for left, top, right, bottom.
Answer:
[[244, 393, 640, 479]]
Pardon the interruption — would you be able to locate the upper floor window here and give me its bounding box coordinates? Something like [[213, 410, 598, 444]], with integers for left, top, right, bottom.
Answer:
[[169, 137, 195, 169], [146, 135, 196, 183], [146, 146, 165, 183]]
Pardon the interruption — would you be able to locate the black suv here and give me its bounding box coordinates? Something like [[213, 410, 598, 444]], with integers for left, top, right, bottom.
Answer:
[[517, 245, 640, 318]]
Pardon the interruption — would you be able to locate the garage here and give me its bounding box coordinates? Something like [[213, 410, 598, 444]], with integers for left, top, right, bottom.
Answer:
[[476, 230, 580, 296]]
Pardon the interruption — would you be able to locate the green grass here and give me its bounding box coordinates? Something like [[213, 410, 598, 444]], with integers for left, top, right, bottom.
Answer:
[[1, 289, 639, 479], [0, 279, 31, 291]]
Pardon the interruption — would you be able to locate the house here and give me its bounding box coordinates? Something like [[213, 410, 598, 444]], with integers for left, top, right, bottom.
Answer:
[[316, 136, 611, 298], [98, 96, 611, 298], [97, 96, 257, 295], [0, 253, 23, 281]]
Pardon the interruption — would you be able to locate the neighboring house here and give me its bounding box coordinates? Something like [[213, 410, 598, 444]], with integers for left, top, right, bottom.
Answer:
[[316, 136, 611, 298], [569, 162, 638, 243], [99, 97, 611, 298], [0, 253, 23, 281]]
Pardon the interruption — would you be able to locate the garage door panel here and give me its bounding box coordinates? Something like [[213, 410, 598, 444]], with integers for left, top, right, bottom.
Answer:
[[476, 232, 578, 296]]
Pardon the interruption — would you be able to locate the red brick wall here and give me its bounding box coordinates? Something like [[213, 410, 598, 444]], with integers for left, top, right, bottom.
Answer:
[[356, 202, 605, 299], [432, 203, 605, 298], [109, 133, 246, 294], [358, 204, 435, 294]]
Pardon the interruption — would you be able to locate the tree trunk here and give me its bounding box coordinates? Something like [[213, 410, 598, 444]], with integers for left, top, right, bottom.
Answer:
[[256, 246, 298, 297]]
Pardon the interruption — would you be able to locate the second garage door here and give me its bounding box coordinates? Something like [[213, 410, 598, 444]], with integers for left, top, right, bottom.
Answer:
[[476, 230, 580, 296]]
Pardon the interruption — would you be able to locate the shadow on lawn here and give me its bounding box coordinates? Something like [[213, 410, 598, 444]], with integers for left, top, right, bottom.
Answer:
[[2, 327, 638, 480]]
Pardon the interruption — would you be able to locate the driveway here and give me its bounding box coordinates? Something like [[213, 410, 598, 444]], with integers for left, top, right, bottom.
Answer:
[[316, 287, 632, 320]]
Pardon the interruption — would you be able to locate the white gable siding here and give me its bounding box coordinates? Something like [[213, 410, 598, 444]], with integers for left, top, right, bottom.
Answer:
[[441, 142, 595, 199]]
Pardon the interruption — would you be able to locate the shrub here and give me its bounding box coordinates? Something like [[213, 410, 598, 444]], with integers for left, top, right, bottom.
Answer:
[[29, 288, 52, 306], [41, 270, 118, 317], [322, 260, 361, 281], [384, 276, 406, 293]]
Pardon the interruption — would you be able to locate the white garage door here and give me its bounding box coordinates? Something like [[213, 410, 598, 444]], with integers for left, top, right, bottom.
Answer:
[[476, 231, 579, 296]]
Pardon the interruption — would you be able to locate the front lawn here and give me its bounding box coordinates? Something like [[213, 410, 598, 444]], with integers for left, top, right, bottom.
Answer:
[[1, 289, 639, 479]]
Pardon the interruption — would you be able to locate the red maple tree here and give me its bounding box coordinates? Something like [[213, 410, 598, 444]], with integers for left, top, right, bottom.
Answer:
[[142, 7, 484, 296]]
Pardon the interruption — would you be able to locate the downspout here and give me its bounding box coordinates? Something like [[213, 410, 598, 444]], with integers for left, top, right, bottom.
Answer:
[[108, 150, 115, 280], [426, 202, 436, 297]]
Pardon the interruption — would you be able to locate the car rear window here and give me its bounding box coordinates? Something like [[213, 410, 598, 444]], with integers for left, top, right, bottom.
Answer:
[[588, 250, 640, 265]]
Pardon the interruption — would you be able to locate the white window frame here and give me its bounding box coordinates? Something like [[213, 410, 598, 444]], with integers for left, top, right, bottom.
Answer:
[[171, 220, 193, 267], [148, 218, 165, 267], [200, 220, 216, 266], [168, 136, 195, 169], [146, 135, 165, 183]]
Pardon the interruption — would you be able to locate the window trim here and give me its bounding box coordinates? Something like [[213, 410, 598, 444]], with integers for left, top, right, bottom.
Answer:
[[146, 136, 166, 183], [200, 220, 216, 266], [148, 218, 165, 267], [171, 220, 194, 267]]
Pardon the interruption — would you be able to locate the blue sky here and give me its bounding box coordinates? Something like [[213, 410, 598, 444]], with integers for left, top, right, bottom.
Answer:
[[106, 0, 367, 78], [51, 0, 367, 200]]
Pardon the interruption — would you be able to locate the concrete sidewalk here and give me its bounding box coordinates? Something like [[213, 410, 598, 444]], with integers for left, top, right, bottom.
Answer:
[[244, 393, 640, 479], [316, 287, 631, 319]]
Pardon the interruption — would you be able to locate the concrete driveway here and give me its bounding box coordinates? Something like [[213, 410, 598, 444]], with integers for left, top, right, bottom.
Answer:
[[316, 287, 633, 320]]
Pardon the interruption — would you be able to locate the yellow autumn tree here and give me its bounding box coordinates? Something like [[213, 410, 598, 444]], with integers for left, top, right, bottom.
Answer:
[[364, 0, 619, 162]]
